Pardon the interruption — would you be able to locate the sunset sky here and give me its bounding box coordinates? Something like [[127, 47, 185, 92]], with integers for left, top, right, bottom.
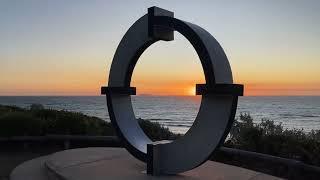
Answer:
[[0, 0, 319, 96]]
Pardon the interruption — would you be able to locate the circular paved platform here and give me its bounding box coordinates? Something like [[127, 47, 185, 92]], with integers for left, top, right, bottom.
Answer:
[[44, 148, 281, 180], [10, 155, 49, 180]]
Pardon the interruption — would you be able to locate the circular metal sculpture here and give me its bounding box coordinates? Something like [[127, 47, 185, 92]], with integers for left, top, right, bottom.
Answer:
[[101, 7, 243, 176]]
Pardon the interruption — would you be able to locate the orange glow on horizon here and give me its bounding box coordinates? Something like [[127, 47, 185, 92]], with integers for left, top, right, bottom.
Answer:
[[133, 85, 198, 96], [244, 83, 320, 96], [2, 82, 320, 96], [1, 42, 319, 96]]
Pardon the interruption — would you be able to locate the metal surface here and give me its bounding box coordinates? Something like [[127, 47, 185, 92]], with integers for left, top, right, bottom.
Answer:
[[101, 6, 243, 175]]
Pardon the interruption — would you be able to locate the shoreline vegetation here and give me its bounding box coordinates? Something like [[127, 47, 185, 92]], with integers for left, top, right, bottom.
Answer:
[[0, 104, 177, 140], [0, 104, 319, 167]]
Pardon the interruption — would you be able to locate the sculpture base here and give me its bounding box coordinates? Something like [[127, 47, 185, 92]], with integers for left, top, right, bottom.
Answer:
[[11, 147, 282, 180], [43, 148, 280, 180]]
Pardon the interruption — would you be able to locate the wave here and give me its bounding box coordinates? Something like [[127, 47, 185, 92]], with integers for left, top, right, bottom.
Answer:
[[279, 113, 319, 118]]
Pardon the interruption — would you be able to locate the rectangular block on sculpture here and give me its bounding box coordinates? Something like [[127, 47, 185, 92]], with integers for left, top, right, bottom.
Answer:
[[148, 6, 174, 41], [196, 84, 244, 96], [101, 87, 136, 95], [147, 140, 172, 175]]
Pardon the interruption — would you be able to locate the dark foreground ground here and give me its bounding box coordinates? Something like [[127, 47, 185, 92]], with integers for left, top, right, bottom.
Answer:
[[1, 135, 320, 180]]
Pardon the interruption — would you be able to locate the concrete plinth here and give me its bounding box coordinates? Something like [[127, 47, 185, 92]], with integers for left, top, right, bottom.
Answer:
[[44, 148, 281, 180]]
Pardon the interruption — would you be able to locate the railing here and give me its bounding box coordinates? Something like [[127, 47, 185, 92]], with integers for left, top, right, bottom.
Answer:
[[0, 135, 120, 150], [213, 147, 320, 179], [1, 135, 319, 179]]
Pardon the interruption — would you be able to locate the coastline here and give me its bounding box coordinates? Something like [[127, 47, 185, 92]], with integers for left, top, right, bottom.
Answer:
[[0, 96, 319, 133]]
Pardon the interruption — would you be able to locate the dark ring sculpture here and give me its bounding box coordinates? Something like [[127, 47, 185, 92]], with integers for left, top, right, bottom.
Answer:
[[101, 6, 243, 175]]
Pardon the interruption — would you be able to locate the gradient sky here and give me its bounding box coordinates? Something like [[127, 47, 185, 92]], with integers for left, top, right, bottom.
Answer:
[[0, 0, 319, 96]]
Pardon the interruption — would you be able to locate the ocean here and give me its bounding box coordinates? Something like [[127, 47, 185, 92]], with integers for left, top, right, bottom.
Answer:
[[0, 96, 319, 134]]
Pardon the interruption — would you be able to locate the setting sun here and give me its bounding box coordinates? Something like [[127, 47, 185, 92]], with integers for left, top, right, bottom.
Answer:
[[187, 86, 196, 96]]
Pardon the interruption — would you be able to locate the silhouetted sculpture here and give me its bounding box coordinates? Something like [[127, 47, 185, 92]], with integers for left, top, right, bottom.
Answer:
[[101, 6, 243, 176]]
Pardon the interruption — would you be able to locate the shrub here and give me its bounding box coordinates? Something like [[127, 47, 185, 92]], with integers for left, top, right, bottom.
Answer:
[[0, 105, 24, 116], [2, 104, 320, 167], [30, 104, 44, 111], [138, 118, 179, 141], [46, 111, 86, 135], [226, 112, 320, 166], [0, 105, 177, 139], [0, 112, 43, 137]]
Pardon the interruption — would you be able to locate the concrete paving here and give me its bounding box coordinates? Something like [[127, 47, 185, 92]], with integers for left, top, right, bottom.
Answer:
[[45, 148, 282, 180], [10, 147, 282, 180], [10, 155, 49, 180]]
